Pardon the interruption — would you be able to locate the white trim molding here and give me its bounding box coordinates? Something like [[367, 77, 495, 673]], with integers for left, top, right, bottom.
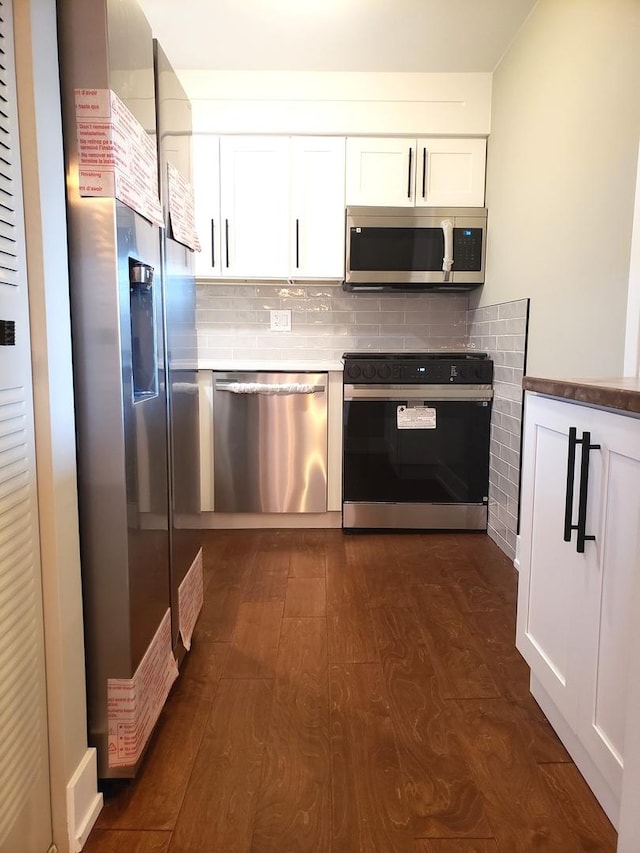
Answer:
[[66, 749, 102, 853]]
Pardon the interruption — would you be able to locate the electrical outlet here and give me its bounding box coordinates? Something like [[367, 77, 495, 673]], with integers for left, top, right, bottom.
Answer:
[[270, 309, 291, 331]]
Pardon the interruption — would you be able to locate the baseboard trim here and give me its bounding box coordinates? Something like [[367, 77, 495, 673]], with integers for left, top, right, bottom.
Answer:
[[66, 748, 102, 852], [180, 510, 343, 529]]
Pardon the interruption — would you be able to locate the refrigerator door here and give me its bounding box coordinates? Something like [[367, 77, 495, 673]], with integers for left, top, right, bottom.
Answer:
[[154, 41, 202, 657], [58, 0, 173, 778]]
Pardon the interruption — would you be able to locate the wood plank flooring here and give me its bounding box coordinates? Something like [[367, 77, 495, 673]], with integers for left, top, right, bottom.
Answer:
[[87, 530, 617, 853]]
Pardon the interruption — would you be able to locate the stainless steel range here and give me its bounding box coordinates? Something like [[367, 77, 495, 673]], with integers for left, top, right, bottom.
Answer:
[[342, 352, 493, 530]]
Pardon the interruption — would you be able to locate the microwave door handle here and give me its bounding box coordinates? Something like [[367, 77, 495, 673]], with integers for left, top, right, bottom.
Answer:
[[441, 219, 454, 282]]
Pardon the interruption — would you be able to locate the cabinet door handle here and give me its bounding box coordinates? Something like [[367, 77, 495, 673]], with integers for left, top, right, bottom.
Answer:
[[563, 427, 578, 542], [211, 220, 215, 268], [407, 147, 413, 198], [564, 427, 600, 552], [576, 430, 600, 553], [225, 219, 229, 268], [422, 147, 427, 198], [295, 218, 300, 268]]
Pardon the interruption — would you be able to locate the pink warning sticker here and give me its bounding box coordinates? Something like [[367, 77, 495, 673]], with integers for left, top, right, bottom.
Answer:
[[178, 548, 204, 651], [167, 163, 201, 252], [75, 88, 163, 226], [107, 610, 178, 768]]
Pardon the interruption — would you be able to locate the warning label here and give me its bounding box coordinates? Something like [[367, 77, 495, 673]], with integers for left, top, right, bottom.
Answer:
[[75, 88, 163, 226], [178, 547, 204, 651], [397, 405, 437, 430], [168, 163, 201, 252], [107, 610, 178, 768]]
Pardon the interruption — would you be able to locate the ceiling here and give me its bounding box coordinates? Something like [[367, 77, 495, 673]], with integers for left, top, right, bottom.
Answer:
[[138, 0, 539, 74]]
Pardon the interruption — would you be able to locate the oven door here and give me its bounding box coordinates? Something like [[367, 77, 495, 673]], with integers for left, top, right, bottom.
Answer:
[[342, 383, 492, 529]]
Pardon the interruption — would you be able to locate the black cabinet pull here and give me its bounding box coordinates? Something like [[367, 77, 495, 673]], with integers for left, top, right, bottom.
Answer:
[[225, 219, 229, 268], [564, 427, 600, 553], [563, 427, 577, 542], [576, 431, 600, 553], [211, 219, 215, 268], [407, 147, 413, 198], [422, 147, 427, 198], [295, 218, 300, 268]]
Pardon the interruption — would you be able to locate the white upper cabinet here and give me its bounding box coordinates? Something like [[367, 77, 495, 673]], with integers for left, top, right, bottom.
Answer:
[[219, 136, 291, 279], [345, 137, 416, 207], [192, 134, 221, 278], [193, 135, 346, 281], [416, 138, 487, 207], [345, 136, 486, 208], [290, 136, 345, 279]]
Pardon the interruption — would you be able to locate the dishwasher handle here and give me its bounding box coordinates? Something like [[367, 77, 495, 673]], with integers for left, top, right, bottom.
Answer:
[[216, 381, 325, 395]]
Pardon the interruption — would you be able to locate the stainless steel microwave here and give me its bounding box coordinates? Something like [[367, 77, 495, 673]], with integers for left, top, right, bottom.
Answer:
[[344, 206, 487, 292]]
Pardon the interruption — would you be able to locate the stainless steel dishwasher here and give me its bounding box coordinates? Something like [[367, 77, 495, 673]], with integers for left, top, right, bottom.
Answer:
[[212, 371, 328, 513]]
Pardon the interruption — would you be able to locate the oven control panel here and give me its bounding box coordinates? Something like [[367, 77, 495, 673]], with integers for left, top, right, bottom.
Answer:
[[343, 354, 493, 385]]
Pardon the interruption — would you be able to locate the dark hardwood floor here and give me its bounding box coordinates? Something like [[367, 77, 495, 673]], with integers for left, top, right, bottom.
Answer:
[[86, 530, 617, 852]]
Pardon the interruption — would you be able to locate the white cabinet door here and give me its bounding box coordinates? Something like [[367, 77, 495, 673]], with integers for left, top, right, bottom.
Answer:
[[516, 393, 592, 728], [290, 137, 345, 279], [345, 137, 416, 207], [192, 134, 221, 278], [517, 392, 640, 807], [219, 136, 290, 279], [416, 138, 487, 207], [577, 405, 640, 797], [345, 136, 486, 208]]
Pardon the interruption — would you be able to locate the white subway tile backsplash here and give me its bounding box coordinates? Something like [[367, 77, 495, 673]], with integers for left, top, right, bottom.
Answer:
[[197, 284, 476, 359], [468, 298, 528, 564], [498, 301, 528, 319]]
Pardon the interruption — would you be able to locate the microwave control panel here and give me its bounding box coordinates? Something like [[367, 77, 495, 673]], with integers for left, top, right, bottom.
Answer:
[[453, 228, 483, 271]]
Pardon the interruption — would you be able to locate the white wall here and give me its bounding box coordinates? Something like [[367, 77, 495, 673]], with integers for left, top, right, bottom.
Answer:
[[179, 70, 492, 136], [474, 0, 640, 379]]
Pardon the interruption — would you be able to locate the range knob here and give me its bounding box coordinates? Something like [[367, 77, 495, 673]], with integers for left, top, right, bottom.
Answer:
[[377, 364, 392, 380], [362, 364, 376, 380], [346, 363, 362, 380]]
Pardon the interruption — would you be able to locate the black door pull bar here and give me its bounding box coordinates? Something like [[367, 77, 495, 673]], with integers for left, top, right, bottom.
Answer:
[[564, 427, 600, 553]]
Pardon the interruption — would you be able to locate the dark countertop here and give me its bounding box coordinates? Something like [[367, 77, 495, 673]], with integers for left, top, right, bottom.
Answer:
[[523, 376, 640, 415]]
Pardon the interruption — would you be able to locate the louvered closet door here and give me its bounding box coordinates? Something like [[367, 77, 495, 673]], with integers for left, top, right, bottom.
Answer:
[[0, 1, 53, 851]]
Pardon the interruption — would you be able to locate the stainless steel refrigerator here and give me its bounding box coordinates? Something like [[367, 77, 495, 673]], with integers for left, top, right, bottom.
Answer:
[[153, 40, 202, 662], [58, 0, 201, 779]]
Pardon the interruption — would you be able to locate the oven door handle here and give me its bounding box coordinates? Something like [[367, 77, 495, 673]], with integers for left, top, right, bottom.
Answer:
[[344, 384, 493, 402]]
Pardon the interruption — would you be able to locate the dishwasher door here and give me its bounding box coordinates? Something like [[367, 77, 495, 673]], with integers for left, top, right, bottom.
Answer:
[[212, 371, 328, 513]]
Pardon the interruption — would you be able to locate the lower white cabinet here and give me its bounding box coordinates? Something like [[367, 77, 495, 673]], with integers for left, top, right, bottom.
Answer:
[[517, 391, 640, 824]]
